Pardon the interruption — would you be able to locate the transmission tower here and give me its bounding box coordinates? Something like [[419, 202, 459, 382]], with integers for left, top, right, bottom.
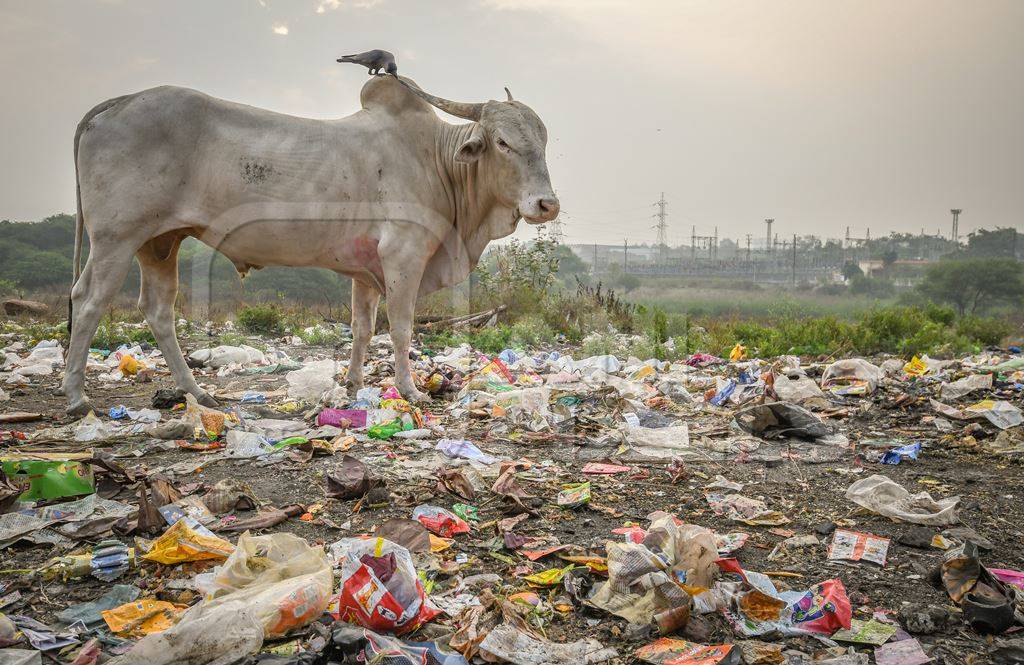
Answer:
[[950, 209, 962, 243], [652, 192, 669, 263], [764, 219, 774, 254]]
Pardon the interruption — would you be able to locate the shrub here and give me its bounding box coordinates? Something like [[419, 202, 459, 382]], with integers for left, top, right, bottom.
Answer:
[[955, 316, 1013, 347], [236, 304, 284, 335]]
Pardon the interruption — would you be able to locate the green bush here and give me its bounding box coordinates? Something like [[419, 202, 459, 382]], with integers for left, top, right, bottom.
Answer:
[[955, 316, 1013, 346], [236, 304, 284, 335]]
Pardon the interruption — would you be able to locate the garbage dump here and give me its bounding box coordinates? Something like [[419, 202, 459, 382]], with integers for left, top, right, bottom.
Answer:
[[1, 326, 1024, 664]]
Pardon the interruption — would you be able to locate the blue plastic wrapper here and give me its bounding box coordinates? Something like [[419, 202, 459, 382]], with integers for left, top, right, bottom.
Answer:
[[881, 442, 921, 465], [240, 390, 266, 404], [738, 368, 760, 385], [108, 405, 128, 420], [710, 379, 737, 406]]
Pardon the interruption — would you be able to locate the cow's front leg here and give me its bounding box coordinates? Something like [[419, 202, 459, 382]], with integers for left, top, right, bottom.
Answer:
[[382, 255, 428, 403], [346, 279, 380, 395]]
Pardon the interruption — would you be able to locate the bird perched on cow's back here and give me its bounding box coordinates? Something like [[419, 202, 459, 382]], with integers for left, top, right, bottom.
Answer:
[[336, 49, 398, 77]]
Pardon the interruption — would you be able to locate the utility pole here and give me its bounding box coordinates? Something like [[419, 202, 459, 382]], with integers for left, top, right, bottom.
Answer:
[[950, 209, 962, 243], [652, 193, 669, 263], [691, 225, 697, 261], [593, 243, 598, 273], [713, 227, 719, 259], [791, 233, 797, 286], [623, 239, 628, 273], [745, 234, 752, 262], [765, 219, 774, 255]]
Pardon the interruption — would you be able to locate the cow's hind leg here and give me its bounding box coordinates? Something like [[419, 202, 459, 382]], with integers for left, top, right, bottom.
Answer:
[[62, 241, 136, 416], [345, 279, 380, 395], [137, 234, 218, 407]]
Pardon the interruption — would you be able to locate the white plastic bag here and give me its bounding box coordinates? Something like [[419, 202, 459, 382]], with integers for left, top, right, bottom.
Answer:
[[286, 359, 340, 400], [113, 532, 332, 665], [188, 345, 266, 368], [821, 359, 884, 395], [774, 374, 824, 401], [845, 474, 959, 526]]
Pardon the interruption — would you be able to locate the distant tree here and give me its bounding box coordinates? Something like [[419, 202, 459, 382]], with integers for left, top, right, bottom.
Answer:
[[881, 248, 899, 268], [842, 261, 864, 281], [965, 228, 1018, 259], [552, 245, 589, 276], [849, 275, 895, 298], [616, 272, 641, 292], [917, 258, 1024, 315]]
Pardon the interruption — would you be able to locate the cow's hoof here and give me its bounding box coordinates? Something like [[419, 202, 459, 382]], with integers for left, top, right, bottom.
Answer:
[[345, 381, 364, 398], [53, 385, 66, 397], [67, 398, 95, 418], [196, 391, 221, 408], [402, 387, 430, 403]]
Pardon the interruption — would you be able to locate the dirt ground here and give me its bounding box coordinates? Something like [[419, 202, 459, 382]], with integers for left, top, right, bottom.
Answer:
[[2, 330, 1024, 664]]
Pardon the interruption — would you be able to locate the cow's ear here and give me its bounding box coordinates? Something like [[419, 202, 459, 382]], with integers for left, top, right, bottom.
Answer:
[[455, 125, 486, 163]]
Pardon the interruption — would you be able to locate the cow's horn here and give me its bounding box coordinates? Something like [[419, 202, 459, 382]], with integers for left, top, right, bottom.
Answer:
[[504, 87, 514, 102], [400, 80, 483, 121]]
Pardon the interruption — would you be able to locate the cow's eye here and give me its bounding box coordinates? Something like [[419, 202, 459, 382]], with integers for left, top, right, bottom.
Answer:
[[496, 138, 511, 152]]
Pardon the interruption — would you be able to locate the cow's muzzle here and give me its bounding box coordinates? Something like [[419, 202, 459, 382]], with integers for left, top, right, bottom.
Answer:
[[520, 194, 560, 223]]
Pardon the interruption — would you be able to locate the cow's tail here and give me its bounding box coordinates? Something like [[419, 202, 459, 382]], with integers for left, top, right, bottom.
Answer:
[[68, 96, 128, 333]]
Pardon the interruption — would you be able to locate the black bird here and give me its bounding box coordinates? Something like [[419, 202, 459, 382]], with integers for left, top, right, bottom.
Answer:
[[336, 49, 398, 77]]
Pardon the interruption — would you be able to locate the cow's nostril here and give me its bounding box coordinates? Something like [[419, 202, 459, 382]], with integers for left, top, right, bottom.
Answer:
[[538, 197, 559, 215]]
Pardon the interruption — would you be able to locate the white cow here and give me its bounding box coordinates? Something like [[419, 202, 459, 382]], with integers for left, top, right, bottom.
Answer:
[[62, 76, 559, 415]]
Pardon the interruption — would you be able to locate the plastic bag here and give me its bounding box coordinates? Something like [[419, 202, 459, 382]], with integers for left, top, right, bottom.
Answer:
[[101, 598, 186, 637], [184, 394, 228, 439], [107, 600, 264, 665], [286, 359, 339, 401], [117, 354, 146, 377], [188, 345, 266, 368], [328, 536, 440, 635], [845, 474, 958, 526], [73, 412, 115, 442], [413, 505, 471, 537], [197, 532, 333, 637], [821, 359, 884, 396], [773, 374, 824, 402], [224, 430, 275, 458], [142, 519, 235, 565]]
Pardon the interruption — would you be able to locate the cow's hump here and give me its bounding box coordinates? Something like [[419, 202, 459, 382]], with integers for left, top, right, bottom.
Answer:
[[360, 76, 435, 118]]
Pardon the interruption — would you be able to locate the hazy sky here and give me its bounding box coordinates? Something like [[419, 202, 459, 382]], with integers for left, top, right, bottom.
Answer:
[[1, 0, 1022, 246]]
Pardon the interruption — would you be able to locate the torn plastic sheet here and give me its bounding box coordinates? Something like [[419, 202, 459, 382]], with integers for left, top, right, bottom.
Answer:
[[941, 373, 993, 401], [965, 400, 1024, 430], [478, 622, 617, 665], [623, 423, 691, 458], [0, 494, 133, 548]]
